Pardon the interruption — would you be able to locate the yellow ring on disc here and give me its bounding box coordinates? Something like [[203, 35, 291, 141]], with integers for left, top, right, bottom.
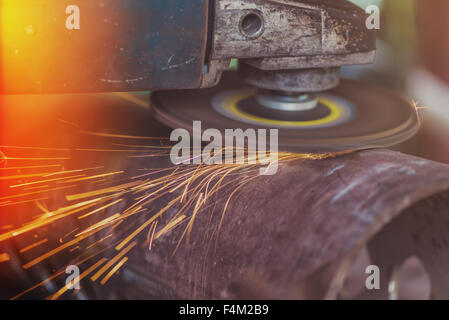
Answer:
[[222, 90, 344, 128]]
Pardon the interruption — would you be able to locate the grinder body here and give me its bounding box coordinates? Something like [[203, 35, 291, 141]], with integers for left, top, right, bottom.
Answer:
[[1, 0, 209, 93], [0, 0, 375, 94]]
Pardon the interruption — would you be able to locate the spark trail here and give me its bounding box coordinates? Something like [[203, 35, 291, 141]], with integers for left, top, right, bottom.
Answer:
[[0, 131, 340, 300]]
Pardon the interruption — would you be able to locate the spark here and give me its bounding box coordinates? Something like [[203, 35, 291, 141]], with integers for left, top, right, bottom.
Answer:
[[147, 221, 158, 251], [48, 258, 107, 300], [75, 213, 122, 237], [75, 148, 157, 153], [77, 199, 123, 220], [0, 197, 49, 208], [411, 99, 432, 127], [19, 238, 48, 253], [0, 128, 341, 299], [0, 145, 70, 152], [412, 99, 432, 111], [0, 173, 63, 181], [58, 119, 79, 127], [77, 129, 168, 141], [1, 197, 112, 242], [63, 228, 79, 238], [0, 164, 62, 171], [4, 156, 71, 161], [86, 234, 113, 250], [90, 242, 136, 282], [155, 215, 187, 240], [112, 143, 172, 150], [0, 151, 7, 167], [0, 253, 10, 263], [100, 256, 128, 285], [59, 171, 124, 183], [21, 219, 113, 270], [69, 246, 80, 253], [23, 185, 52, 191], [9, 174, 86, 189], [42, 166, 104, 177], [11, 242, 120, 300], [0, 185, 76, 202], [66, 180, 143, 201]]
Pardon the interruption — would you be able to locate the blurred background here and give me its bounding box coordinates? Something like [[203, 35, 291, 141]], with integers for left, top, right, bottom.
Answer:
[[340, 0, 449, 300], [349, 0, 449, 164]]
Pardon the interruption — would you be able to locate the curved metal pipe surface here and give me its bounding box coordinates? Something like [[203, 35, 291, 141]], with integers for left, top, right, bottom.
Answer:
[[124, 149, 449, 299]]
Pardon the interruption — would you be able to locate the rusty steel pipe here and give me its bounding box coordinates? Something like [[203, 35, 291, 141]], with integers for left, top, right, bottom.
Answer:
[[110, 149, 449, 300], [5, 146, 449, 299]]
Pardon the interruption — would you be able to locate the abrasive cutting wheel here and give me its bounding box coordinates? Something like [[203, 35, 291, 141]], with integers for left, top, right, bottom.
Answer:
[[151, 71, 420, 153]]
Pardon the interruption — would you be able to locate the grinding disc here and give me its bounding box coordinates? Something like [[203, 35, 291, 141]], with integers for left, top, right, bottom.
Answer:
[[151, 71, 420, 153]]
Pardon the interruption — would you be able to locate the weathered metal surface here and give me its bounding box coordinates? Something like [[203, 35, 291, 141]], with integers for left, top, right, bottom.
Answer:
[[0, 0, 209, 94], [200, 59, 231, 88], [211, 0, 376, 59], [210, 0, 376, 92], [116, 149, 449, 299], [238, 63, 341, 91], [0, 0, 376, 94], [243, 51, 376, 71]]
